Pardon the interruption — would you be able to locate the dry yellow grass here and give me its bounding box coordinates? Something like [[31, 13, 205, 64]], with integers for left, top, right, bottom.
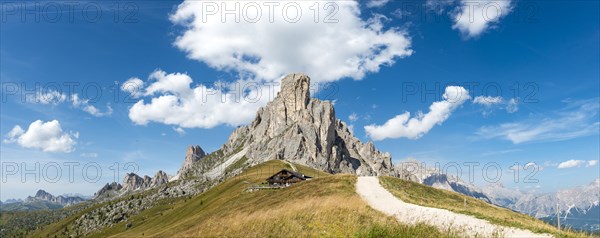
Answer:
[[181, 196, 388, 237], [33, 161, 458, 237]]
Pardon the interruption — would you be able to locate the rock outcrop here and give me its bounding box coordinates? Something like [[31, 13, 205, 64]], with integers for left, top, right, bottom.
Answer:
[[120, 170, 171, 192], [187, 73, 393, 177], [151, 170, 169, 187], [178, 145, 206, 176], [95, 182, 123, 198], [122, 173, 146, 191]]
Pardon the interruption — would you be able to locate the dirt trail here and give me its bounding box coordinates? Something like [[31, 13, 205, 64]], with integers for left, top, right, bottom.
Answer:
[[356, 176, 552, 238]]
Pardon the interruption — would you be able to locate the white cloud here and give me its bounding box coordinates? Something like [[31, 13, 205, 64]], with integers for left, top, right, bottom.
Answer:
[[173, 127, 186, 136], [4, 120, 78, 153], [171, 0, 412, 83], [27, 90, 67, 105], [366, 0, 390, 8], [453, 0, 512, 38], [506, 98, 518, 113], [557, 159, 586, 169], [477, 99, 599, 144], [71, 94, 113, 117], [472, 96, 518, 115], [365, 86, 470, 140], [121, 77, 145, 98], [26, 89, 112, 117], [349, 113, 359, 122], [587, 160, 598, 167], [126, 70, 274, 129], [473, 95, 503, 106]]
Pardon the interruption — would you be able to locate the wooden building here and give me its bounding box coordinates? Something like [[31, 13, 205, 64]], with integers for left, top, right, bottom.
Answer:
[[266, 169, 312, 186]]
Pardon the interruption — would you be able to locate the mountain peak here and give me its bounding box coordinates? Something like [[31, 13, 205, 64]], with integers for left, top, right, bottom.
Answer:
[[278, 73, 311, 112], [178, 145, 206, 176], [181, 73, 393, 178], [35, 189, 52, 198]]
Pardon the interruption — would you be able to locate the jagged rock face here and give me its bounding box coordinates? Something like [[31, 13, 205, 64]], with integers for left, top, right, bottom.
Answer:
[[219, 73, 392, 176], [33, 189, 53, 201], [121, 170, 170, 192], [95, 182, 122, 198], [151, 170, 168, 187], [122, 173, 146, 191], [179, 145, 206, 175]]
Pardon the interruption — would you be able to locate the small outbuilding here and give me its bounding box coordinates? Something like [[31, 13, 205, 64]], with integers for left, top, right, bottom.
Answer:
[[266, 169, 312, 186]]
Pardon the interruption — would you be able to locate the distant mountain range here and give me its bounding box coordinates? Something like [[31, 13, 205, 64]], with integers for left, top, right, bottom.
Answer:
[[482, 178, 600, 232], [393, 159, 599, 232], [0, 189, 89, 211]]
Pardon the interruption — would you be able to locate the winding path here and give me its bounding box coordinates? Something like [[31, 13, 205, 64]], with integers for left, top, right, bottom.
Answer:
[[356, 177, 552, 238]]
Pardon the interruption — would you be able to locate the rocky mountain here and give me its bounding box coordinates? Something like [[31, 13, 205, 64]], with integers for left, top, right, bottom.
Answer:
[[177, 145, 206, 176], [393, 159, 492, 203], [1, 190, 88, 211], [95, 182, 123, 199], [482, 178, 600, 232], [182, 73, 393, 180], [95, 170, 172, 199], [26, 189, 86, 206]]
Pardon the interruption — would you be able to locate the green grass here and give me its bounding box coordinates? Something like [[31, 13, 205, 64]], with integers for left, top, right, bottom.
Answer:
[[32, 161, 458, 237], [379, 176, 596, 238]]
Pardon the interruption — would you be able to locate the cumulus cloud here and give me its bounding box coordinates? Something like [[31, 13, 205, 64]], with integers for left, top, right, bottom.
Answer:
[[453, 0, 512, 38], [366, 0, 390, 8], [171, 0, 412, 83], [477, 99, 599, 144], [121, 77, 145, 98], [4, 120, 78, 153], [126, 70, 275, 129], [588, 160, 599, 167], [365, 86, 470, 140]]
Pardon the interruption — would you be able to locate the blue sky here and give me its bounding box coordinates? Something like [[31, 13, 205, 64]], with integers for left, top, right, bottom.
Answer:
[[1, 0, 598, 200]]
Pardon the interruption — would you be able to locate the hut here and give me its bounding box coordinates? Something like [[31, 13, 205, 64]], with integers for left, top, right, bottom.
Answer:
[[266, 169, 312, 186]]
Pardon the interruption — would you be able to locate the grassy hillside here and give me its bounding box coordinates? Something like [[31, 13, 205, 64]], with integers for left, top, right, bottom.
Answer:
[[32, 161, 456, 237], [379, 176, 596, 238]]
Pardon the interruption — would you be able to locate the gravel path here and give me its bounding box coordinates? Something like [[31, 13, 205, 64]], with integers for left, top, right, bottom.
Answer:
[[356, 176, 552, 238]]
